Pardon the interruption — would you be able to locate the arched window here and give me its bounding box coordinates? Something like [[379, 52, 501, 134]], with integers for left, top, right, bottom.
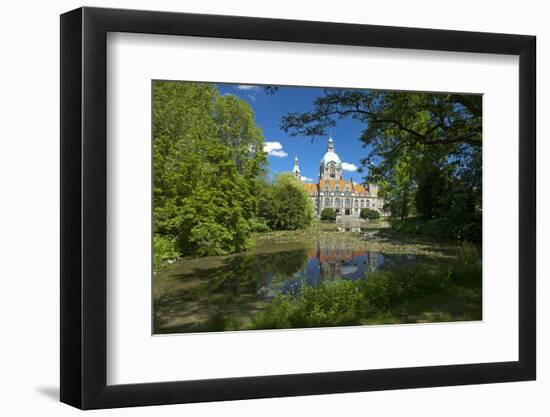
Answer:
[[324, 198, 331, 206], [345, 198, 351, 207], [360, 200, 364, 207], [335, 198, 340, 207]]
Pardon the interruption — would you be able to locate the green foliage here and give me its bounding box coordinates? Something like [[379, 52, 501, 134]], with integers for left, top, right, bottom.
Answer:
[[415, 167, 443, 218], [153, 81, 267, 261], [390, 216, 481, 242], [281, 89, 482, 239], [249, 260, 481, 330], [259, 173, 314, 230], [249, 280, 364, 329], [153, 234, 180, 271], [250, 217, 271, 233], [360, 208, 380, 220], [320, 207, 337, 221], [451, 242, 482, 284]]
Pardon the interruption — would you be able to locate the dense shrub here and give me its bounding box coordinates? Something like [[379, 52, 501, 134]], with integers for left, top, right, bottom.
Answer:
[[320, 208, 337, 221], [249, 280, 364, 329], [259, 173, 314, 230], [450, 242, 482, 284], [390, 216, 481, 242], [153, 234, 180, 271], [360, 208, 380, 220], [250, 218, 271, 233]]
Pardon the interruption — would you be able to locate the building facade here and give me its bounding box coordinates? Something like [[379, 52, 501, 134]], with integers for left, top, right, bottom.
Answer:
[[295, 137, 386, 217]]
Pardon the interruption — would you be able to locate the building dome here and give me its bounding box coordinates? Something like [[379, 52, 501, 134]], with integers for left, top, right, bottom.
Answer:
[[321, 150, 341, 166], [319, 137, 344, 181], [320, 137, 341, 167]]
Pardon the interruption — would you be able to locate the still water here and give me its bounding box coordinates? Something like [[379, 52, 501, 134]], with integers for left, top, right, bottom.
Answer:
[[154, 222, 467, 333]]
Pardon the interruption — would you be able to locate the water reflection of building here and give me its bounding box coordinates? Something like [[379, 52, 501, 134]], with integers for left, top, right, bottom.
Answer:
[[308, 241, 381, 280], [293, 137, 387, 217], [278, 241, 388, 295]]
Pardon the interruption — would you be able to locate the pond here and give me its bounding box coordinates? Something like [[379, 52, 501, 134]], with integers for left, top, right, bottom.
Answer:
[[154, 221, 479, 334]]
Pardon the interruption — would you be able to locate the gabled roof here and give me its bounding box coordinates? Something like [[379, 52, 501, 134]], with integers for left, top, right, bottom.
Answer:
[[319, 179, 349, 190], [314, 179, 370, 195], [303, 183, 318, 193]]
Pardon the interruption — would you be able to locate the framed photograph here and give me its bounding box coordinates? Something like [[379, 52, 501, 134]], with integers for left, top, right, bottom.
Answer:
[[60, 6, 536, 409]]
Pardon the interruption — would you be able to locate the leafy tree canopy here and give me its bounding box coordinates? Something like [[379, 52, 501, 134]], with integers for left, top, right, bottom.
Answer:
[[259, 173, 314, 231], [320, 207, 337, 221], [281, 89, 482, 240], [281, 89, 481, 160], [360, 208, 380, 220], [153, 81, 267, 257]]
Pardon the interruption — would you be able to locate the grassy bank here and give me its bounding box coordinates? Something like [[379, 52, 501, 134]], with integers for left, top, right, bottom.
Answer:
[[248, 259, 481, 329]]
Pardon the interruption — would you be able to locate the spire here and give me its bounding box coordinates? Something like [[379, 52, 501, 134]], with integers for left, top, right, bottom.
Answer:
[[292, 155, 301, 179], [327, 135, 334, 152]]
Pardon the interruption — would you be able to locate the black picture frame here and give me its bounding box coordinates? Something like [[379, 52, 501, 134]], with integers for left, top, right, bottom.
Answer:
[[60, 6, 536, 410]]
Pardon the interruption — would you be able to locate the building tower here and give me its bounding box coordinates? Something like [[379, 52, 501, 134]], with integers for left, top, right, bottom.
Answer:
[[319, 136, 343, 180], [292, 156, 301, 180]]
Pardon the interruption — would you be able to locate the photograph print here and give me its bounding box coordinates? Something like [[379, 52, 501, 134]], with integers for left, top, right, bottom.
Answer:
[[152, 81, 482, 335]]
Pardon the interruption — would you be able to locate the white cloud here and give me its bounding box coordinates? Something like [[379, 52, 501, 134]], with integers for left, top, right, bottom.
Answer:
[[269, 150, 288, 157], [263, 141, 283, 152], [342, 162, 358, 172], [236, 85, 259, 91], [301, 176, 314, 182], [247, 94, 256, 102], [264, 141, 288, 158]]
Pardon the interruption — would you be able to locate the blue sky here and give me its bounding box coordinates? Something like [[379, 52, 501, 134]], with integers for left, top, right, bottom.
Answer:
[[216, 83, 372, 184]]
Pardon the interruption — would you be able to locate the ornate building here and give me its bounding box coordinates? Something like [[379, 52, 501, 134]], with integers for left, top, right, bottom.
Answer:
[[295, 137, 386, 217]]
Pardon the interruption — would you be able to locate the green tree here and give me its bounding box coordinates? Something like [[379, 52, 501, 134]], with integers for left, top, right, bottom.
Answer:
[[281, 89, 481, 155], [415, 163, 450, 219], [376, 155, 415, 220], [260, 173, 314, 230], [320, 208, 337, 221], [360, 208, 380, 220], [153, 81, 267, 259], [281, 89, 482, 240]]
